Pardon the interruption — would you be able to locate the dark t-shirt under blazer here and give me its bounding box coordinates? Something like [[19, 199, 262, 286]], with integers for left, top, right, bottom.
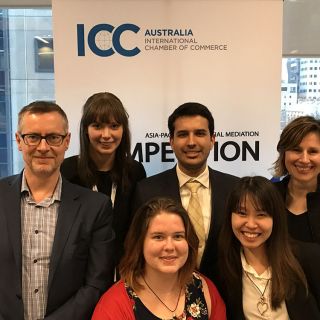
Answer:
[[61, 155, 146, 264]]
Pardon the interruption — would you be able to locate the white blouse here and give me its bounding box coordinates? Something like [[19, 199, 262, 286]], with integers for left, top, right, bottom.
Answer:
[[241, 251, 290, 320]]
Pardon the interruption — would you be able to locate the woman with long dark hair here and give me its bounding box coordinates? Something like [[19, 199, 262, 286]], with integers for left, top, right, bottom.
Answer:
[[219, 176, 320, 319], [61, 92, 146, 266]]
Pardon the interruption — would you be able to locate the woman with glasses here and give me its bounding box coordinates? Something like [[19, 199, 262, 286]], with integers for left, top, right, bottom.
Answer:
[[61, 92, 146, 269]]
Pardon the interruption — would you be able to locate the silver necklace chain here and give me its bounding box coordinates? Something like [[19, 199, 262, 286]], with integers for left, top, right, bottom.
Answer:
[[245, 271, 270, 316], [142, 276, 182, 316]]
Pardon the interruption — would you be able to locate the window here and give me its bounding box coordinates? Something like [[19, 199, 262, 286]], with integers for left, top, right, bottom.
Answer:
[[0, 8, 54, 177], [281, 57, 320, 129], [34, 36, 54, 72]]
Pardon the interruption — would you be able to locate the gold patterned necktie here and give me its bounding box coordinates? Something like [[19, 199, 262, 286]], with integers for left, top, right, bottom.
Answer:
[[185, 180, 205, 268]]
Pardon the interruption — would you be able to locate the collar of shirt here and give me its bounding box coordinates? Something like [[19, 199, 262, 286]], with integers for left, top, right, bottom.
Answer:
[[176, 164, 210, 189], [21, 171, 63, 205], [240, 249, 271, 280]]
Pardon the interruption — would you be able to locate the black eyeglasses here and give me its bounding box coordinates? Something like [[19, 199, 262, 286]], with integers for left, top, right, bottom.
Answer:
[[20, 133, 67, 146]]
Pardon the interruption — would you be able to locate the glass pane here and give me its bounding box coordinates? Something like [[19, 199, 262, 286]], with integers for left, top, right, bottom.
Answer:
[[0, 163, 8, 177], [281, 57, 320, 129], [0, 147, 7, 162], [0, 8, 54, 177]]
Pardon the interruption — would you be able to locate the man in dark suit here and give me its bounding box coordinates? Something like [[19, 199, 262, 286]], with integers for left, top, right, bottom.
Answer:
[[0, 101, 114, 319], [134, 102, 239, 282]]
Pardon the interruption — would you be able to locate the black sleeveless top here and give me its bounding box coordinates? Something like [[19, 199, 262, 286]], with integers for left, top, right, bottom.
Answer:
[[287, 210, 313, 242]]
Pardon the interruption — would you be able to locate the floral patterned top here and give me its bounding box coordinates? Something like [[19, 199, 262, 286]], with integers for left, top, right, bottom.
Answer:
[[125, 272, 209, 320]]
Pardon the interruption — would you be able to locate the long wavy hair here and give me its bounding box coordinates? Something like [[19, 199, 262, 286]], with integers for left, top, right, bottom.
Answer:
[[120, 197, 199, 291], [219, 176, 307, 310], [273, 116, 320, 177], [78, 92, 132, 191]]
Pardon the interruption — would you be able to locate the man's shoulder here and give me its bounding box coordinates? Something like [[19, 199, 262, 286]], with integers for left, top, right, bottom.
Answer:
[[62, 178, 111, 203], [209, 168, 239, 182], [132, 168, 178, 210], [139, 167, 176, 186], [0, 174, 20, 187]]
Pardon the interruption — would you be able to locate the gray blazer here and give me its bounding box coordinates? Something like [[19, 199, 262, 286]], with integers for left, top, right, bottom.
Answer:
[[0, 173, 115, 320]]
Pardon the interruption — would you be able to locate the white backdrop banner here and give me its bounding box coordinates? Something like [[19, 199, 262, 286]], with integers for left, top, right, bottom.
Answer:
[[52, 0, 283, 178]]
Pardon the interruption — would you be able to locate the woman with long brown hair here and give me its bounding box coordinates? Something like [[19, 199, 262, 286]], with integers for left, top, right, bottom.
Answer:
[[219, 176, 320, 319], [61, 92, 146, 267], [273, 116, 320, 243], [92, 198, 226, 320]]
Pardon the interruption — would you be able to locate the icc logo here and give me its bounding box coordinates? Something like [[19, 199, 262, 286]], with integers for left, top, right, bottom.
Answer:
[[77, 23, 141, 57]]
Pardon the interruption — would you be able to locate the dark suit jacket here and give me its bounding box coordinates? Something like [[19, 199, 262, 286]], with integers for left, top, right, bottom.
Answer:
[[221, 241, 320, 320], [0, 174, 115, 320], [133, 166, 239, 282], [61, 156, 146, 264]]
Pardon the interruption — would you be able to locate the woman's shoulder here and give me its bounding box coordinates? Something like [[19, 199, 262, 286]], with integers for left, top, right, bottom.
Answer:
[[92, 281, 134, 319], [191, 272, 208, 285], [193, 272, 219, 297], [61, 155, 79, 175], [192, 272, 226, 320], [100, 280, 128, 299], [61, 155, 79, 171], [128, 159, 146, 180], [273, 175, 290, 189], [60, 155, 82, 183], [292, 240, 320, 265]]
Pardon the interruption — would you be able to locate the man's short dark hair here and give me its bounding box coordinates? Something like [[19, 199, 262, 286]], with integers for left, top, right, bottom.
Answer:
[[168, 102, 214, 137]]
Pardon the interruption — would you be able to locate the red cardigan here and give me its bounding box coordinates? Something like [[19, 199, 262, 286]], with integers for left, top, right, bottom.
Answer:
[[92, 274, 226, 320]]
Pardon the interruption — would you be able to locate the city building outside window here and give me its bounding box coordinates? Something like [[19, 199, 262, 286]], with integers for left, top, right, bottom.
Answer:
[[0, 8, 54, 177]]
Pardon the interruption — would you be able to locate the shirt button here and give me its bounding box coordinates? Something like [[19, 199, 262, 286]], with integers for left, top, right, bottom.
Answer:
[[34, 289, 38, 294], [33, 259, 37, 263], [35, 230, 39, 234]]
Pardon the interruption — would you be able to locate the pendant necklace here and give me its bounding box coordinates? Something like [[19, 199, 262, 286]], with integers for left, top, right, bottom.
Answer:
[[245, 271, 270, 316], [143, 276, 182, 319]]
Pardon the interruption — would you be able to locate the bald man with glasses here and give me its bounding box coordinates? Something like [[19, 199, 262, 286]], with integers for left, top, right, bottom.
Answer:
[[0, 101, 115, 320]]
